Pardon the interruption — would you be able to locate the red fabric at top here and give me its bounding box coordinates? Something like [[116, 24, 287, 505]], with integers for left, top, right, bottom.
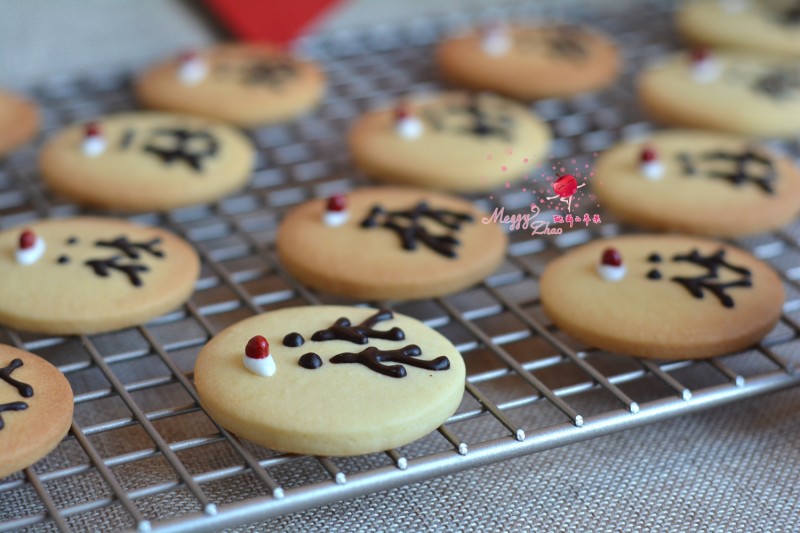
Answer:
[[205, 0, 344, 45]]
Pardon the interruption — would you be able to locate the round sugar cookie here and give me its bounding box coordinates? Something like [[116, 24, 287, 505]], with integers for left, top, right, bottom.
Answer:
[[0, 345, 73, 478], [194, 306, 466, 456], [637, 49, 800, 136], [0, 89, 38, 157], [436, 23, 621, 99], [135, 44, 325, 126], [276, 187, 508, 301], [0, 217, 200, 335], [540, 235, 784, 360], [39, 112, 254, 212], [348, 92, 551, 192], [594, 130, 800, 236], [678, 0, 800, 58]]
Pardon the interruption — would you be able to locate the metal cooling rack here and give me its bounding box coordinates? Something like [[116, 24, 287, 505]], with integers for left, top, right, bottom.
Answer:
[[2, 1, 800, 531]]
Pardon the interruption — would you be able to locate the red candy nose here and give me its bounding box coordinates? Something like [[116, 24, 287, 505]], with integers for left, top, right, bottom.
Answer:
[[691, 47, 710, 63], [394, 103, 410, 121], [327, 194, 347, 212], [553, 174, 578, 198], [601, 248, 622, 267], [245, 335, 270, 359], [640, 146, 658, 162], [85, 122, 101, 137], [19, 230, 36, 250]]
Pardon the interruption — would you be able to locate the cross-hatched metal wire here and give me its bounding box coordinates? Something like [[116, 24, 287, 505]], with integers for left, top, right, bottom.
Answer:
[[2, 2, 800, 531]]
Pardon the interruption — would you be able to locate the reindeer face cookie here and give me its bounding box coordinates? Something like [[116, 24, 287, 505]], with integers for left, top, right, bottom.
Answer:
[[135, 44, 325, 126], [638, 49, 800, 135], [436, 23, 620, 100], [193, 306, 466, 456], [276, 187, 507, 301], [594, 130, 800, 236], [540, 235, 784, 360], [0, 345, 73, 478], [348, 92, 551, 192], [39, 112, 254, 212], [0, 217, 199, 335]]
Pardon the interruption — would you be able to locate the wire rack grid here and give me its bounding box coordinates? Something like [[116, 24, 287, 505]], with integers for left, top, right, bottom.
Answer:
[[2, 2, 800, 531]]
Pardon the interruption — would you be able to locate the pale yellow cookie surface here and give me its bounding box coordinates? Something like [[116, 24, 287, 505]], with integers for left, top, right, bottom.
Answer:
[[39, 112, 254, 212], [541, 235, 783, 360], [594, 130, 800, 236], [194, 306, 466, 456], [0, 345, 73, 478], [436, 24, 620, 99], [638, 50, 800, 135], [135, 44, 325, 126], [0, 217, 200, 335], [678, 0, 800, 58], [348, 92, 550, 191], [0, 89, 38, 157], [276, 187, 508, 301]]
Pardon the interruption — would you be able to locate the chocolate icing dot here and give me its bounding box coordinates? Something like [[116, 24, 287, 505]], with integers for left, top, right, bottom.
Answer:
[[283, 332, 305, 348], [66, 237, 79, 245], [646, 269, 662, 280], [298, 352, 322, 369], [647, 253, 662, 263], [57, 255, 70, 264]]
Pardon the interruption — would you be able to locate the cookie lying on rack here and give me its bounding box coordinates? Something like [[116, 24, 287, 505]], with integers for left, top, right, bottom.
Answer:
[[348, 92, 551, 192], [276, 187, 507, 300], [135, 44, 326, 126], [0, 89, 38, 157], [540, 235, 784, 360], [593, 130, 800, 236], [0, 344, 73, 478], [0, 217, 199, 335], [39, 112, 254, 212], [637, 48, 800, 135], [436, 22, 620, 99], [677, 0, 800, 58], [194, 306, 466, 456]]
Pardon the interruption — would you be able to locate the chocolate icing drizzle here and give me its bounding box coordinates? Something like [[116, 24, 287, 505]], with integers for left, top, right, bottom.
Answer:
[[1, 359, 33, 398], [0, 359, 33, 431], [95, 237, 164, 259], [240, 57, 296, 87], [296, 309, 451, 378], [143, 128, 219, 172], [647, 249, 752, 308], [361, 202, 473, 258], [310, 309, 404, 344], [422, 98, 515, 141], [283, 332, 305, 347], [676, 150, 776, 195], [752, 67, 800, 100], [516, 26, 588, 60], [85, 256, 150, 287], [330, 344, 450, 379]]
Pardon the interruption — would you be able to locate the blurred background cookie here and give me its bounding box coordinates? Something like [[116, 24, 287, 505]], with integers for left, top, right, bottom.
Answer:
[[637, 48, 800, 135], [135, 44, 326, 126], [39, 112, 254, 212], [594, 130, 800, 236], [0, 89, 38, 157], [348, 92, 550, 191], [436, 22, 620, 99], [677, 0, 800, 58]]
